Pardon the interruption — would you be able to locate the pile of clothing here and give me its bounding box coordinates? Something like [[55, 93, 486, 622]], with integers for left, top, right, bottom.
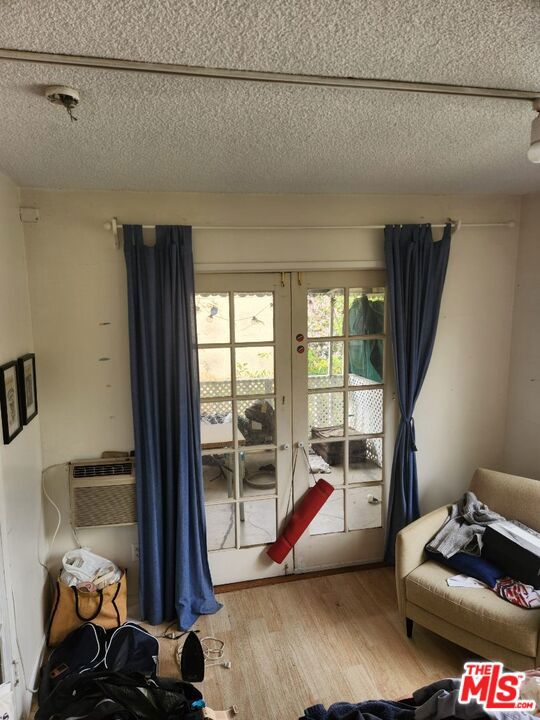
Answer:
[[425, 492, 540, 609], [301, 677, 535, 720]]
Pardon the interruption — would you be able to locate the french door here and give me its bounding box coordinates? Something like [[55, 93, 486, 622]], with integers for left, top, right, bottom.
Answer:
[[291, 271, 389, 571], [195, 270, 390, 585], [195, 273, 293, 584]]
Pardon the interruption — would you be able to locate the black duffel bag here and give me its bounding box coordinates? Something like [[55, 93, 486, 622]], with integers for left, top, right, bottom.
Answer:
[[39, 623, 106, 705], [39, 622, 159, 706]]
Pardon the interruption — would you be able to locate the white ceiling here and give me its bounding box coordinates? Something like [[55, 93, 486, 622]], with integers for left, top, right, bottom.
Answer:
[[0, 0, 539, 194]]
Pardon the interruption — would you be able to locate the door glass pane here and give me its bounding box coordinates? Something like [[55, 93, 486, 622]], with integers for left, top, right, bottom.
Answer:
[[349, 438, 383, 484], [237, 397, 276, 446], [201, 400, 233, 449], [307, 288, 344, 338], [348, 486, 382, 530], [234, 292, 274, 342], [308, 341, 344, 389], [235, 346, 274, 395], [348, 339, 383, 385], [203, 452, 236, 501], [308, 442, 345, 487], [240, 449, 277, 497], [309, 392, 344, 435], [348, 437, 367, 470], [199, 348, 232, 398], [196, 293, 230, 344], [348, 389, 383, 434], [206, 503, 236, 551], [309, 489, 344, 535], [348, 288, 385, 335], [239, 499, 277, 546]]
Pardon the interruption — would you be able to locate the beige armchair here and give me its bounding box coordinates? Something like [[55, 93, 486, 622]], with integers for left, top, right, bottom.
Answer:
[[395, 468, 540, 670]]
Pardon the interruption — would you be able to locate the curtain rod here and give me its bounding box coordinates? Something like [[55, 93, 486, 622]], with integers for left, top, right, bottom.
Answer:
[[104, 218, 515, 249], [0, 48, 538, 102]]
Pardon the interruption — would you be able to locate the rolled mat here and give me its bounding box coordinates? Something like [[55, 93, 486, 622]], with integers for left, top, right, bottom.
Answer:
[[267, 478, 334, 564]]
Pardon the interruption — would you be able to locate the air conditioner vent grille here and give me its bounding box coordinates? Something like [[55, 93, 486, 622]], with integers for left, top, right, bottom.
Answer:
[[72, 462, 134, 478], [73, 485, 136, 527]]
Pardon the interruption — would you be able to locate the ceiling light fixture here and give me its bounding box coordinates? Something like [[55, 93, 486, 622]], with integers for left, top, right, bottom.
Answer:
[[528, 99, 540, 163], [44, 85, 80, 122]]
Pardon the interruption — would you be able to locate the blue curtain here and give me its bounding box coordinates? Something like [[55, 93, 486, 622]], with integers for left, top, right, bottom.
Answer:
[[124, 225, 221, 628], [384, 223, 451, 563]]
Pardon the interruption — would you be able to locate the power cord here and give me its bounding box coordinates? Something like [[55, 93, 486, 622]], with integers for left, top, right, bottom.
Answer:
[[41, 463, 65, 559], [155, 620, 195, 641], [10, 586, 42, 695], [11, 463, 80, 697], [41, 463, 81, 556], [173, 632, 231, 671], [6, 463, 70, 697], [201, 636, 231, 669]]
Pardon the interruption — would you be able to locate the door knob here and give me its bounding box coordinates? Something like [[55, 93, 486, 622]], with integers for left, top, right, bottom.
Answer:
[[281, 443, 290, 450], [367, 494, 381, 505]]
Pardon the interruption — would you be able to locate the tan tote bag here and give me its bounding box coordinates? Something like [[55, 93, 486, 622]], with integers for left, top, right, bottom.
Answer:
[[47, 572, 127, 646]]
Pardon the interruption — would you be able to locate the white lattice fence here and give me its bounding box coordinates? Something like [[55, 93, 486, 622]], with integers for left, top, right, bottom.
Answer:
[[200, 377, 383, 468], [201, 378, 274, 415]]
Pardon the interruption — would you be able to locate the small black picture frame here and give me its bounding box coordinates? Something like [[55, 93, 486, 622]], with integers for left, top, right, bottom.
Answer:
[[0, 361, 23, 444], [17, 353, 38, 425]]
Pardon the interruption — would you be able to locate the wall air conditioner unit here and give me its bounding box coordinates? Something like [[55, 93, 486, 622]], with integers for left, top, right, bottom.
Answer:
[[69, 457, 136, 529]]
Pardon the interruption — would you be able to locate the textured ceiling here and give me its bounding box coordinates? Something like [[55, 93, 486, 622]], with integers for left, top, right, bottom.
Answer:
[[2, 0, 540, 88], [0, 0, 539, 193]]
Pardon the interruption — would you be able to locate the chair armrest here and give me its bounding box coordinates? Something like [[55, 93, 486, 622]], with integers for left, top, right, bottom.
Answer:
[[394, 504, 451, 618]]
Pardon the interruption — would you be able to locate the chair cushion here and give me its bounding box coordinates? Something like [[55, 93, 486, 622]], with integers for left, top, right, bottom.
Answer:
[[406, 561, 540, 657]]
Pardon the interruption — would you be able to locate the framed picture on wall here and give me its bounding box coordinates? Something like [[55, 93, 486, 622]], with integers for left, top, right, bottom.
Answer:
[[17, 353, 38, 425], [0, 361, 23, 444]]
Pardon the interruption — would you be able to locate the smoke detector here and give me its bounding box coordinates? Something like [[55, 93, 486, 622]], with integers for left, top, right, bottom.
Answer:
[[44, 85, 80, 121]]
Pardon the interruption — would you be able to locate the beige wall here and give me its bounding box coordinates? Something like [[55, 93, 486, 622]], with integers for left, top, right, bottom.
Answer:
[[504, 193, 540, 478], [0, 173, 45, 716], [20, 188, 521, 591]]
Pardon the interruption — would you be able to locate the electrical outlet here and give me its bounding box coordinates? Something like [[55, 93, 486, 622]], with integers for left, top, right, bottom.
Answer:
[[131, 544, 139, 562]]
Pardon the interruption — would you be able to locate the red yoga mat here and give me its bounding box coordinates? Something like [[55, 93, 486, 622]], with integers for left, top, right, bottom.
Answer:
[[266, 478, 334, 564]]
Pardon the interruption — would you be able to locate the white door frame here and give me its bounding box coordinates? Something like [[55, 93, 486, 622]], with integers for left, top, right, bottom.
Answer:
[[195, 261, 385, 274], [196, 265, 396, 584]]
